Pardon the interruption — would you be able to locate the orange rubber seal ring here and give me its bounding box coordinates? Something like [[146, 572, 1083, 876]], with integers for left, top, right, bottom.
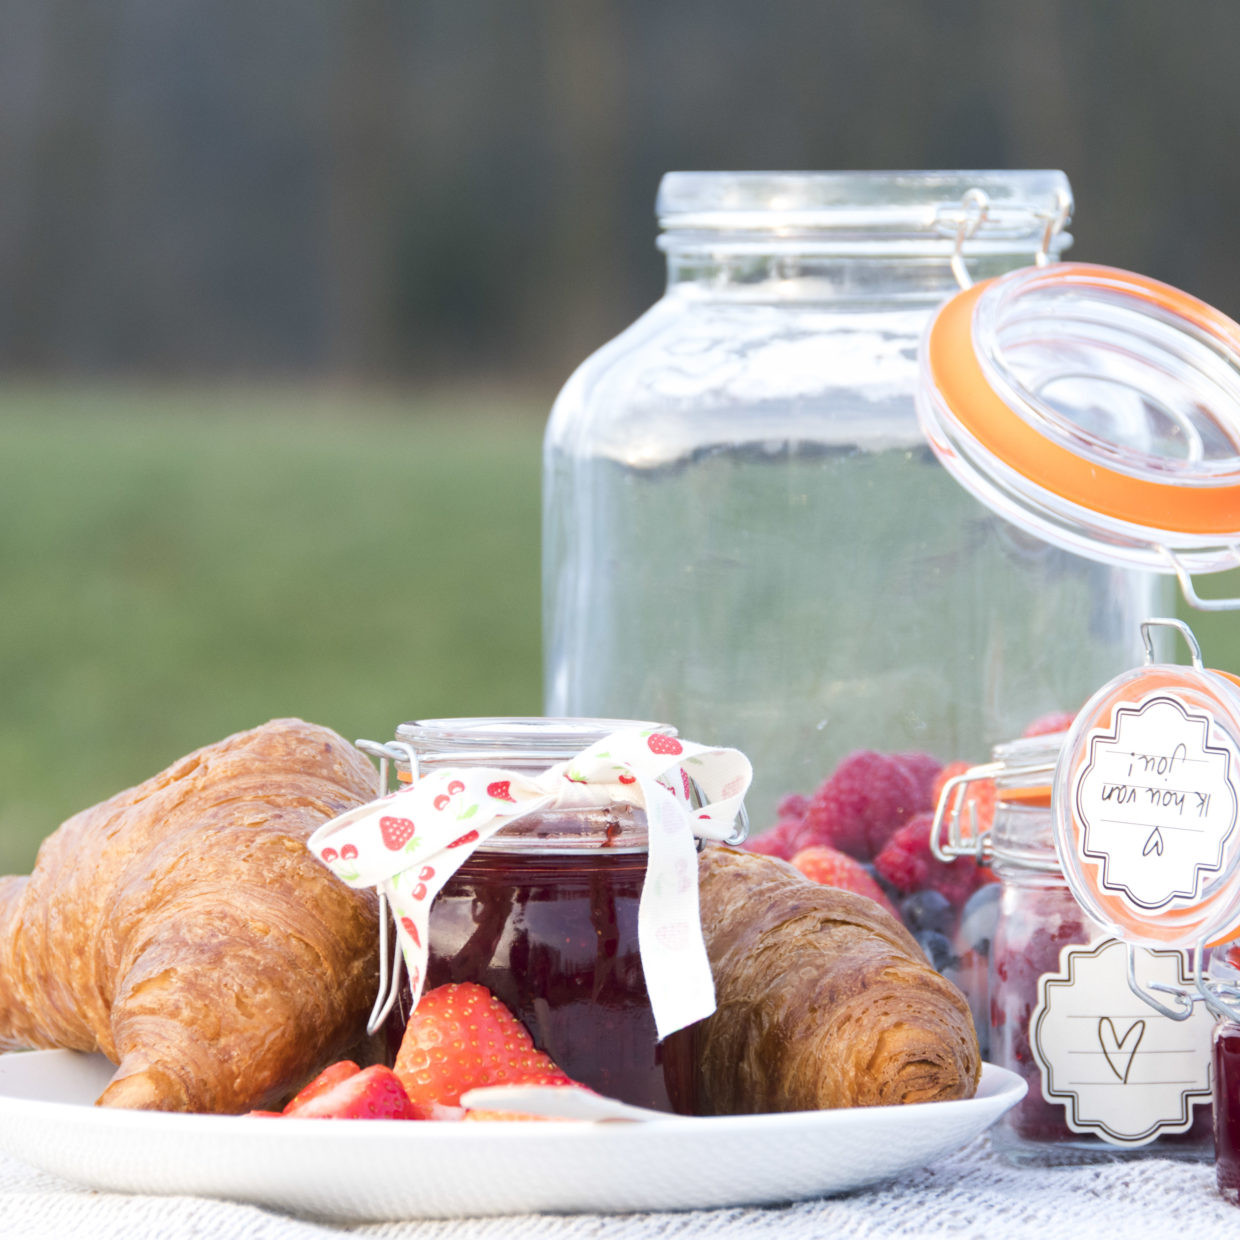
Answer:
[[926, 263, 1240, 535], [1060, 667, 1240, 947]]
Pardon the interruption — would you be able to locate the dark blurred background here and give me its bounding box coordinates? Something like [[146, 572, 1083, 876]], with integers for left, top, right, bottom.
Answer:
[[2, 0, 1240, 867], [3, 0, 1239, 382]]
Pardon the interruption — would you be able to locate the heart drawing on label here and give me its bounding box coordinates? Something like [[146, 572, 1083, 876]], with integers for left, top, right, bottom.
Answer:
[[1098, 1017, 1145, 1083]]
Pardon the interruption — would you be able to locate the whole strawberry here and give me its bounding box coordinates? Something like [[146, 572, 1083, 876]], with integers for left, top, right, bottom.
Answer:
[[789, 844, 899, 917], [394, 982, 573, 1120]]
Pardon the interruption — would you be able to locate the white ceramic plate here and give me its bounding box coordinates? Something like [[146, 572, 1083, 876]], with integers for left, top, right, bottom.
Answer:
[[0, 1051, 1024, 1221]]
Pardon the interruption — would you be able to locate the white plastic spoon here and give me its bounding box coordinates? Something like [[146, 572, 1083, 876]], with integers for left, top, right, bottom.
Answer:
[[459, 1084, 688, 1123]]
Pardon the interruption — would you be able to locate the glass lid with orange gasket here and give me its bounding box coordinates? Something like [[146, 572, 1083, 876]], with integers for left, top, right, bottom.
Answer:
[[1051, 620, 1240, 966], [917, 260, 1240, 607]]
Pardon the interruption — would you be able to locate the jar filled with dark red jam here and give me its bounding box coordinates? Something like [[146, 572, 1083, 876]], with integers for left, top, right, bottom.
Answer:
[[982, 734, 1215, 1165], [1206, 949, 1240, 1204], [384, 717, 696, 1115], [1215, 1018, 1240, 1203]]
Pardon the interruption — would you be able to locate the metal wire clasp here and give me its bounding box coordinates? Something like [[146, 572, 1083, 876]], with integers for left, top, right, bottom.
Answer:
[[1125, 937, 1240, 1022], [930, 760, 1002, 864], [1034, 186, 1073, 268], [355, 737, 418, 1036], [943, 184, 1073, 291], [946, 189, 991, 291], [1159, 547, 1240, 613]]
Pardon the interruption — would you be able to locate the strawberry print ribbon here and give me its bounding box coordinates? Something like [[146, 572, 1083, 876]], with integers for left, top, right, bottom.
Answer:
[[307, 728, 751, 1041]]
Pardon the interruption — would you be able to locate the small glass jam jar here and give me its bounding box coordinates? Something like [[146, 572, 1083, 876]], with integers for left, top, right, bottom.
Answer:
[[1206, 950, 1240, 1204], [1041, 621, 1240, 1201], [364, 716, 700, 1115], [937, 729, 1216, 1164]]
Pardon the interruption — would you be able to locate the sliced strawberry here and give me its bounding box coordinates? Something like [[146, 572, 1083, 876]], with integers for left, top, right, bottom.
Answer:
[[394, 982, 574, 1120], [286, 1064, 418, 1120], [283, 1060, 360, 1114]]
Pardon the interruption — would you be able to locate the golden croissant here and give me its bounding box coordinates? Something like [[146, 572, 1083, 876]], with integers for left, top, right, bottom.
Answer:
[[696, 845, 980, 1112], [0, 718, 379, 1113]]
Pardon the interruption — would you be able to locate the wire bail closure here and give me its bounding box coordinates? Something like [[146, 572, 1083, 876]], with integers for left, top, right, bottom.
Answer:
[[944, 185, 1072, 292], [947, 189, 990, 291], [1034, 186, 1073, 268], [354, 739, 418, 1035], [930, 760, 1001, 864], [1125, 937, 1240, 1023], [1160, 546, 1240, 613]]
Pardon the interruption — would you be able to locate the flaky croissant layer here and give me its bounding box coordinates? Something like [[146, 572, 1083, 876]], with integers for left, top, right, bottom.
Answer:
[[0, 718, 380, 1113], [695, 846, 981, 1114]]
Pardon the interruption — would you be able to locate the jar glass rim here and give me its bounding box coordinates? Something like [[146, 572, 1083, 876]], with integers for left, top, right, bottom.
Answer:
[[395, 716, 674, 766], [656, 170, 1074, 243]]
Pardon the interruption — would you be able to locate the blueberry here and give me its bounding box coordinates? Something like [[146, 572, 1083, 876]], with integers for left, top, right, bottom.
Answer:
[[958, 883, 1001, 957], [863, 862, 901, 904], [899, 889, 954, 938], [915, 929, 956, 974]]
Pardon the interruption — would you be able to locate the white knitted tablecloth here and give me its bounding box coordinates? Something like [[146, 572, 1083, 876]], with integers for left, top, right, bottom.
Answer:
[[1, 1134, 1232, 1240]]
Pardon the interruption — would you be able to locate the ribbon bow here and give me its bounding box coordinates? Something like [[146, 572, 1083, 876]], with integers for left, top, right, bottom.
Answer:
[[308, 729, 751, 1041]]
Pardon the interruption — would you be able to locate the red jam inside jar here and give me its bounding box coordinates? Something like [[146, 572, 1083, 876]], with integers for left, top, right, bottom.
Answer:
[[1215, 1021, 1240, 1203], [384, 718, 697, 1115]]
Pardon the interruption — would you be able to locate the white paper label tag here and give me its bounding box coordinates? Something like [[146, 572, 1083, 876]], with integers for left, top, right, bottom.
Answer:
[[1030, 938, 1213, 1146], [1070, 691, 1240, 911]]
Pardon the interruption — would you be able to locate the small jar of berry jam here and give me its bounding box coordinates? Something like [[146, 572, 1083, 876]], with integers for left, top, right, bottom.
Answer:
[[1215, 1016, 1240, 1203], [945, 732, 1216, 1165], [375, 717, 700, 1115], [1201, 948, 1240, 1204]]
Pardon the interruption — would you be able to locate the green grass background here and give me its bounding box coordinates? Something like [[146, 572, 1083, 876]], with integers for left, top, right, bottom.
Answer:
[[1, 383, 1237, 876], [0, 385, 546, 873]]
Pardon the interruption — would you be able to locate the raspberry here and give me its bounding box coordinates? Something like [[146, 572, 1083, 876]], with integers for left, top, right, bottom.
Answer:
[[789, 845, 899, 917], [1022, 710, 1076, 738], [873, 812, 980, 907], [775, 792, 810, 821], [744, 817, 800, 860], [799, 750, 930, 861], [931, 760, 996, 836], [896, 751, 943, 807]]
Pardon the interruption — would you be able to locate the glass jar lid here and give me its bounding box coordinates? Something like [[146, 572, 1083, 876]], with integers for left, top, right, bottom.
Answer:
[[394, 716, 671, 773], [1051, 622, 1240, 948], [918, 262, 1240, 580]]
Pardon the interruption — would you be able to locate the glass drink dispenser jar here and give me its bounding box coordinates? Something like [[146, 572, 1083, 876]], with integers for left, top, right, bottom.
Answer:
[[543, 171, 1169, 826]]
